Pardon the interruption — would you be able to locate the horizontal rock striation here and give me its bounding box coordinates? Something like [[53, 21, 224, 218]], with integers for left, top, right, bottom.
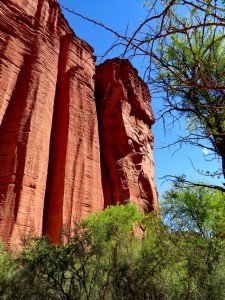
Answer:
[[0, 0, 158, 246], [95, 59, 158, 212]]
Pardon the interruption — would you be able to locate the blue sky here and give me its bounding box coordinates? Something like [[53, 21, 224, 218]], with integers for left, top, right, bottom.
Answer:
[[58, 0, 223, 200]]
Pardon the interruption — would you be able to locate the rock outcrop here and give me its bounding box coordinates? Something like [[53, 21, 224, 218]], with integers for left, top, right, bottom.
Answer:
[[96, 59, 158, 212], [0, 0, 104, 245], [0, 0, 158, 246]]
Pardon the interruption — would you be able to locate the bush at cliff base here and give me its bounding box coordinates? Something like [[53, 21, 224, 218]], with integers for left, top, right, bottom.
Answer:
[[0, 200, 225, 300]]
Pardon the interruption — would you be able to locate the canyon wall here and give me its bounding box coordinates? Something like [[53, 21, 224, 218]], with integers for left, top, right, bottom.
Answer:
[[96, 59, 158, 212], [0, 0, 158, 246]]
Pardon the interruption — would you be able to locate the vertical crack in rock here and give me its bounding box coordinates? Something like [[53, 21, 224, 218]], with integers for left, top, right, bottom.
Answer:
[[42, 35, 70, 242]]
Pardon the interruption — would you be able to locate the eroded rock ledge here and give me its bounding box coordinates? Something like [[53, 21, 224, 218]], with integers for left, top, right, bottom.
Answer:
[[0, 0, 158, 246]]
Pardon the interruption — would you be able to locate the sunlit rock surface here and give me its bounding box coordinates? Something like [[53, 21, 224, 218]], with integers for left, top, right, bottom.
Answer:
[[95, 59, 158, 212], [0, 0, 104, 245]]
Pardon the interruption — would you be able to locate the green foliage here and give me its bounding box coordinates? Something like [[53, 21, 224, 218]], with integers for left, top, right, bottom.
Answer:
[[156, 26, 225, 178], [0, 202, 225, 299], [162, 184, 225, 237], [161, 184, 225, 299]]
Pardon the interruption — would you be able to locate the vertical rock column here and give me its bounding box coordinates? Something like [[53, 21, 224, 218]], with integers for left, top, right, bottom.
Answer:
[[0, 0, 104, 245], [43, 35, 104, 243], [95, 58, 158, 212], [0, 0, 60, 245]]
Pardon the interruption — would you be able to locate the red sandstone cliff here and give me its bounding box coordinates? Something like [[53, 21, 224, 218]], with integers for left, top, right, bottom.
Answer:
[[0, 0, 158, 246], [0, 0, 104, 245], [95, 59, 158, 212]]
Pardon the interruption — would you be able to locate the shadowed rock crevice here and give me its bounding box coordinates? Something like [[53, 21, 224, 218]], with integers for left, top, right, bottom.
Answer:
[[42, 35, 70, 242], [0, 55, 33, 242]]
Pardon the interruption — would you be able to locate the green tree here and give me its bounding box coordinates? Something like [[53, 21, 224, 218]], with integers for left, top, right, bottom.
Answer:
[[155, 27, 225, 181], [162, 182, 225, 237], [134, 1, 225, 188], [0, 204, 167, 300], [161, 184, 225, 299], [1, 202, 225, 299]]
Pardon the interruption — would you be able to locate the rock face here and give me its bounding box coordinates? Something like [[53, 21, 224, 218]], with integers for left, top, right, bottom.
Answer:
[[95, 59, 158, 212], [0, 0, 104, 245], [0, 0, 158, 246]]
